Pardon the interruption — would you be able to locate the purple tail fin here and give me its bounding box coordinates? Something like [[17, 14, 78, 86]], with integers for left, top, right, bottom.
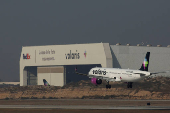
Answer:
[[43, 79, 50, 86]]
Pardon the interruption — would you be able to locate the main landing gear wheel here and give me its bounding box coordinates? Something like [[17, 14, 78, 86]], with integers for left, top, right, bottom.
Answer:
[[106, 81, 111, 89], [127, 82, 133, 88], [106, 85, 111, 89]]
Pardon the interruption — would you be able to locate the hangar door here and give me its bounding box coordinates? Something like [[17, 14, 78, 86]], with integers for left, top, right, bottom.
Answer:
[[37, 66, 65, 86]]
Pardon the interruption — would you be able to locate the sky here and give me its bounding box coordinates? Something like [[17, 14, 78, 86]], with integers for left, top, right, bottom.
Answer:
[[0, 0, 170, 81]]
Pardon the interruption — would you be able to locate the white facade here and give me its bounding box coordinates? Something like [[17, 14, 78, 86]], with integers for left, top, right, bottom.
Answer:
[[20, 43, 113, 86], [37, 73, 64, 86], [37, 66, 64, 86]]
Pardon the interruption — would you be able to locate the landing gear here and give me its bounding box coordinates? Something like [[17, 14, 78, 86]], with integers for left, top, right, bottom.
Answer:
[[127, 82, 133, 88], [106, 81, 111, 89], [106, 85, 111, 89]]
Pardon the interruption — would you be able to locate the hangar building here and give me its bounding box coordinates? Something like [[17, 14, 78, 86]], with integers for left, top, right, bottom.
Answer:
[[20, 43, 112, 86], [20, 43, 170, 86]]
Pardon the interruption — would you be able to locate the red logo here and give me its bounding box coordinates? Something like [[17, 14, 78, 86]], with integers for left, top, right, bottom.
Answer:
[[23, 54, 30, 59]]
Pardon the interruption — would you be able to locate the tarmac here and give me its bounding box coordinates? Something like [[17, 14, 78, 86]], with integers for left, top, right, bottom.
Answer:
[[0, 105, 170, 110], [0, 99, 170, 110]]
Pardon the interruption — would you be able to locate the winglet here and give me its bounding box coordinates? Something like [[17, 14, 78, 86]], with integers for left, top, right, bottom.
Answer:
[[74, 66, 88, 76]]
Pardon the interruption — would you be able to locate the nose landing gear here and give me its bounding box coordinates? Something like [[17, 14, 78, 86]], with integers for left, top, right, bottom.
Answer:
[[106, 81, 111, 89]]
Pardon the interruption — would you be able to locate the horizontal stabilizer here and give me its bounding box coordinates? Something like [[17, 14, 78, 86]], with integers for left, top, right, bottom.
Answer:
[[151, 71, 169, 75]]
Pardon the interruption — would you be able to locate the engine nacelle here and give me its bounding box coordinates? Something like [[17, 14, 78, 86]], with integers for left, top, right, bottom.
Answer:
[[91, 78, 102, 85]]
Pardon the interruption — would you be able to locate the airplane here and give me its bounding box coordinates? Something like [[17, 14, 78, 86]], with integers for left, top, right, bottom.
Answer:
[[75, 52, 169, 89], [43, 79, 50, 86]]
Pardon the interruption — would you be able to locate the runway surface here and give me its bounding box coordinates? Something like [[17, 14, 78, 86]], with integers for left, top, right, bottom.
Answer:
[[0, 99, 170, 111], [0, 105, 170, 110]]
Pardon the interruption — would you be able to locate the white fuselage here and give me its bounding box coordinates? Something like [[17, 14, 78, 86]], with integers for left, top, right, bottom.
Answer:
[[88, 67, 151, 82]]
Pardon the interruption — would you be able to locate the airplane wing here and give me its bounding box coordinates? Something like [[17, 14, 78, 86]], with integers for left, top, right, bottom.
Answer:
[[89, 74, 118, 81], [133, 73, 146, 76], [75, 72, 112, 81], [88, 75, 109, 79], [133, 72, 147, 77], [75, 67, 88, 76], [75, 71, 88, 76]]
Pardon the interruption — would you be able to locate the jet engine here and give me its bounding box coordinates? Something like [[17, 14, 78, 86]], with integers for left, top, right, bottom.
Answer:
[[91, 78, 102, 85]]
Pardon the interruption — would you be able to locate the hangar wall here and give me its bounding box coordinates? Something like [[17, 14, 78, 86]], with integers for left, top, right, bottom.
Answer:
[[20, 43, 113, 86], [110, 45, 170, 76]]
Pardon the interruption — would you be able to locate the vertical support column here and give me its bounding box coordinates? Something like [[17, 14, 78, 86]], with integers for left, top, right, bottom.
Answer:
[[101, 63, 107, 68], [19, 52, 22, 86], [20, 66, 28, 86], [27, 71, 29, 85], [103, 43, 113, 68], [64, 66, 66, 85], [23, 69, 27, 86]]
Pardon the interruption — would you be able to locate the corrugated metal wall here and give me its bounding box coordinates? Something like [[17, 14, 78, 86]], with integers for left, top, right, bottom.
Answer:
[[110, 45, 170, 77]]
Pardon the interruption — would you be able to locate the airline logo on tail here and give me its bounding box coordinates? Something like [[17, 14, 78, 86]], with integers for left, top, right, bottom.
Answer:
[[139, 52, 150, 71], [43, 79, 50, 86], [143, 58, 149, 69], [84, 50, 87, 58]]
